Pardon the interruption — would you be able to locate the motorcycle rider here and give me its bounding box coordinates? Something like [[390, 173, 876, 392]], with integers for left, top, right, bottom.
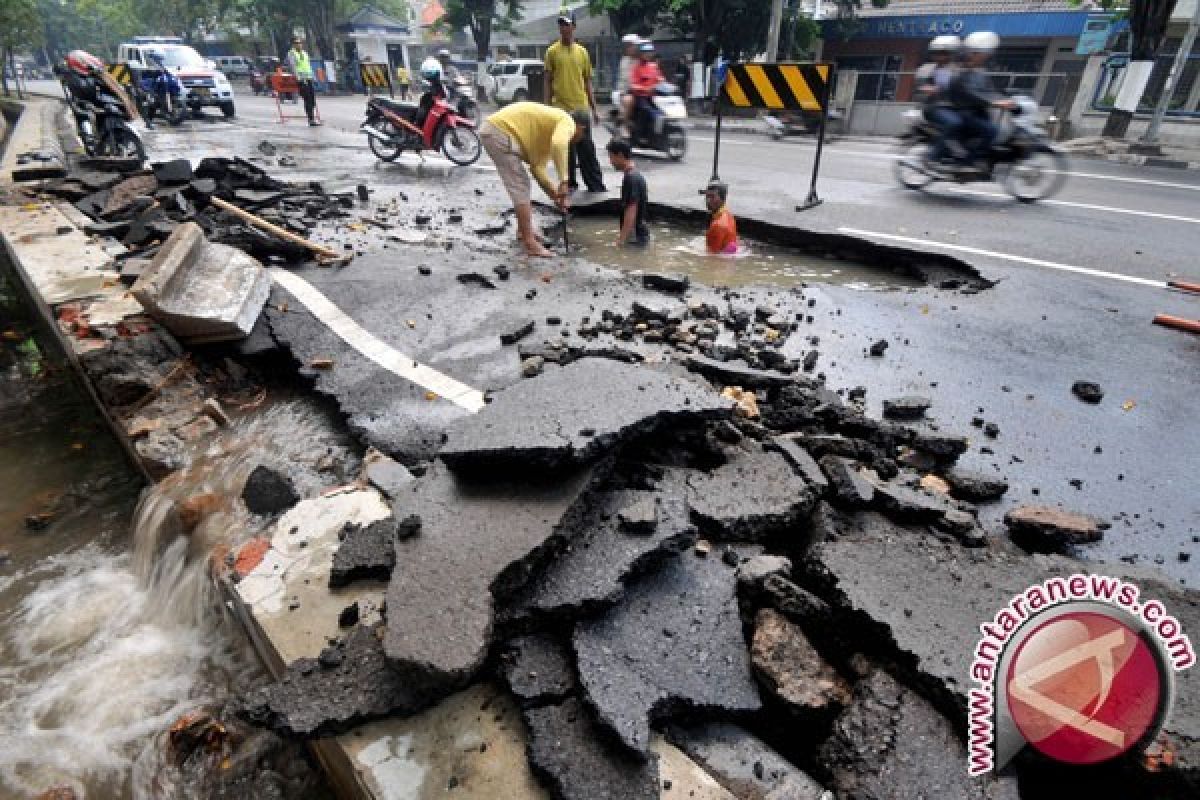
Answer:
[[629, 42, 666, 139], [915, 35, 963, 165], [615, 33, 641, 136], [416, 58, 445, 127], [61, 50, 105, 108], [946, 31, 1015, 174]]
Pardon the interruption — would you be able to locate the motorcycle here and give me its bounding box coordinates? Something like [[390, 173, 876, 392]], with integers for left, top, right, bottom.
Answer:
[[66, 72, 145, 161], [603, 82, 687, 161], [893, 95, 1067, 203], [135, 59, 186, 127], [762, 108, 841, 139], [360, 90, 481, 166]]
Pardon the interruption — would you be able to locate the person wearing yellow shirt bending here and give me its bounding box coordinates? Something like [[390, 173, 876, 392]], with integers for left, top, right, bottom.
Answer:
[[544, 13, 606, 194], [480, 102, 588, 258]]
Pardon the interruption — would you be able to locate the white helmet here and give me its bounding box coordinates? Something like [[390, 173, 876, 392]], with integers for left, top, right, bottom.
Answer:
[[621, 33, 641, 45], [963, 31, 1000, 54], [929, 35, 961, 54]]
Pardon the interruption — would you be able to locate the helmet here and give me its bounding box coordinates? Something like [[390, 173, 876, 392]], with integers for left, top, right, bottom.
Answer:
[[65, 50, 104, 77], [420, 57, 443, 81], [621, 33, 641, 45], [437, 48, 451, 59], [963, 31, 1000, 54], [929, 35, 961, 54]]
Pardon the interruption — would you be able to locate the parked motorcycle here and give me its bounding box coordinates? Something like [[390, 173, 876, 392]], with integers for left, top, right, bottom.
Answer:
[[360, 91, 481, 165], [135, 56, 186, 127], [893, 95, 1067, 203], [64, 71, 145, 161], [603, 82, 687, 161]]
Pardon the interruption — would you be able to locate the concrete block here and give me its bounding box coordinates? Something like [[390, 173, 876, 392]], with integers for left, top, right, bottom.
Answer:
[[131, 221, 270, 342]]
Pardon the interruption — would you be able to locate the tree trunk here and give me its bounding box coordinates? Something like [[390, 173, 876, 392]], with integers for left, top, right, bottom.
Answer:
[[1, 48, 10, 97], [473, 14, 493, 61], [1102, 108, 1133, 137]]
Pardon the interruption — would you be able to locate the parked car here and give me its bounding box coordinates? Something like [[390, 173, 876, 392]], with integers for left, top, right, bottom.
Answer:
[[486, 59, 542, 105], [213, 55, 253, 78], [117, 38, 236, 118]]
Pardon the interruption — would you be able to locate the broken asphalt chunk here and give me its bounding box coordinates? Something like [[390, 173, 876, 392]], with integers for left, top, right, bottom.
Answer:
[[641, 272, 689, 293], [819, 456, 875, 509], [1071, 380, 1105, 404], [751, 608, 851, 716], [383, 460, 599, 699], [499, 634, 576, 708], [765, 436, 828, 493], [684, 354, 799, 389], [944, 468, 1008, 503], [686, 448, 817, 542], [1004, 505, 1103, 553], [152, 159, 193, 185], [438, 360, 729, 474], [573, 549, 762, 756], [328, 518, 397, 588], [882, 395, 932, 419], [241, 465, 299, 515], [500, 320, 536, 346], [666, 722, 830, 800], [871, 480, 961, 524], [523, 698, 660, 800]]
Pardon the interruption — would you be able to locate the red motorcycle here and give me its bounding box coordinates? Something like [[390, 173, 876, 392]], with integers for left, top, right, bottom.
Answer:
[[360, 90, 481, 165]]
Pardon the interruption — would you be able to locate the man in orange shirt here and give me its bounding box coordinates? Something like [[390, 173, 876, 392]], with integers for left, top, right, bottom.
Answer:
[[704, 182, 738, 255]]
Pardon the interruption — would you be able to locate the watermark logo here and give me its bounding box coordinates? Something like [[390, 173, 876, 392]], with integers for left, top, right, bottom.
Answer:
[[967, 574, 1194, 776]]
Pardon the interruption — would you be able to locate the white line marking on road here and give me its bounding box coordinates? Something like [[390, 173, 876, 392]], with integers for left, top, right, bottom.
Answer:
[[836, 227, 1167, 288], [268, 269, 486, 412], [942, 186, 1200, 225], [1057, 169, 1200, 192]]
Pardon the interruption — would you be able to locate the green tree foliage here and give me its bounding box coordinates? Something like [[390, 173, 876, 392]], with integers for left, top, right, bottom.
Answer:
[[587, 0, 665, 37], [1, 0, 43, 93], [433, 0, 524, 60]]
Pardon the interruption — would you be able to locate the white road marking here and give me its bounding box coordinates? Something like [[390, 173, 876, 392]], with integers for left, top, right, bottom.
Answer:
[[837, 227, 1167, 289], [942, 186, 1200, 225], [268, 269, 486, 412]]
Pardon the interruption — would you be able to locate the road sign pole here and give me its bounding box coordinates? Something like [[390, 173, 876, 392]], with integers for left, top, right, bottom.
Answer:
[[710, 102, 723, 184], [798, 64, 834, 211]]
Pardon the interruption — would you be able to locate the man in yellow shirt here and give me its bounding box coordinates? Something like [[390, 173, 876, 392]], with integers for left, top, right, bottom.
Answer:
[[395, 64, 410, 100], [544, 14, 606, 194], [480, 102, 588, 258]]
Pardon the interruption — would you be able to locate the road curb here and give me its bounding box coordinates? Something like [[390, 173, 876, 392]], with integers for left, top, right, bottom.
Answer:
[[0, 98, 67, 183]]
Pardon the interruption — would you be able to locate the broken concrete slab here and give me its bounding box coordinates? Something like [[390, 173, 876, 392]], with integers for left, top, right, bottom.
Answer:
[[820, 670, 1019, 800], [1004, 505, 1103, 553], [684, 354, 798, 389], [819, 456, 875, 509], [383, 460, 599, 699], [503, 483, 695, 625], [499, 634, 577, 708], [438, 359, 729, 474], [523, 698, 660, 800], [686, 448, 817, 542], [751, 608, 851, 716], [131, 222, 271, 342], [665, 722, 829, 800], [328, 518, 397, 588], [573, 549, 762, 756], [239, 624, 426, 738]]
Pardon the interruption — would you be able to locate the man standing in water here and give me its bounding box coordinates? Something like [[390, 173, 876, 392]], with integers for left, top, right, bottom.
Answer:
[[479, 102, 588, 257], [544, 14, 606, 194], [606, 140, 649, 247], [704, 182, 738, 254]]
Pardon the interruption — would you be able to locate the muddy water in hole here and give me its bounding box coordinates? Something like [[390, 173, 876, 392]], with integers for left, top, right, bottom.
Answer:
[[0, 265, 341, 798], [562, 217, 921, 290]]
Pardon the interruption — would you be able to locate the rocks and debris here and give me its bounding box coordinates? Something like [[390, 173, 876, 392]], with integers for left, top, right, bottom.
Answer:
[[642, 272, 690, 293], [687, 447, 817, 542], [882, 395, 931, 419], [765, 436, 828, 492], [1071, 380, 1105, 404], [820, 670, 1019, 800], [871, 479, 963, 524], [523, 698, 660, 800], [1004, 505, 1104, 552], [521, 355, 545, 378], [573, 549, 762, 756], [944, 468, 1008, 503], [751, 608, 852, 715], [240, 625, 427, 738], [241, 465, 299, 515], [819, 455, 875, 509], [457, 272, 497, 289], [735, 554, 792, 589], [498, 634, 577, 708], [361, 448, 414, 500], [868, 339, 889, 357], [501, 320, 536, 346], [383, 460, 599, 699], [438, 359, 730, 474], [666, 722, 829, 800], [617, 495, 658, 534], [684, 354, 797, 389], [329, 518, 398, 588]]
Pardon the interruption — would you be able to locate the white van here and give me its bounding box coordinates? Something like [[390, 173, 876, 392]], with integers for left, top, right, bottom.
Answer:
[[213, 55, 253, 77], [118, 39, 236, 118], [487, 59, 543, 105]]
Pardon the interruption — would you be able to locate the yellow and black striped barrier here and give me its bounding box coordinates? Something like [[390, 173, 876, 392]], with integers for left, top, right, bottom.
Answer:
[[105, 62, 134, 86], [359, 63, 394, 98], [712, 61, 836, 211]]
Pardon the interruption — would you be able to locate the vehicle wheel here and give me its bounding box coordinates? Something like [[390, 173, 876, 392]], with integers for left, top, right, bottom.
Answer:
[[894, 143, 935, 190], [441, 125, 482, 166], [368, 121, 403, 162], [665, 127, 687, 161], [220, 101, 236, 118], [461, 100, 481, 125], [1004, 145, 1068, 203], [513, 88, 528, 103], [96, 126, 145, 161]]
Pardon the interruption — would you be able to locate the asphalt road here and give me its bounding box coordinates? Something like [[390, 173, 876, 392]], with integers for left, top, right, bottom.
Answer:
[[25, 81, 1200, 585]]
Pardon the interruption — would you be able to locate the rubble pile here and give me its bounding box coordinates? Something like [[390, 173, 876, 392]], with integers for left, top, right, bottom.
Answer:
[[236, 311, 1196, 798]]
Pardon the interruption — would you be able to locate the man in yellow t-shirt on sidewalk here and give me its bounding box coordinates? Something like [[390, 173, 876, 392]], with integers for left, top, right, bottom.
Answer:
[[479, 102, 589, 258], [543, 13, 606, 194]]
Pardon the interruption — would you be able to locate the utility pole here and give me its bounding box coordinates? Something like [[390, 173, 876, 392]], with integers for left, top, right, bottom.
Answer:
[[767, 0, 786, 61], [1143, 0, 1200, 144]]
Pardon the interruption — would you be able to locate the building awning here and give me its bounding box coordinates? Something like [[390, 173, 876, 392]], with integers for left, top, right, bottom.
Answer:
[[822, 11, 1091, 40]]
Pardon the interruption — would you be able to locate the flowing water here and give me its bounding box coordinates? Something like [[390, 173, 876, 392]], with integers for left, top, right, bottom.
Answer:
[[561, 217, 922, 290], [0, 263, 344, 798]]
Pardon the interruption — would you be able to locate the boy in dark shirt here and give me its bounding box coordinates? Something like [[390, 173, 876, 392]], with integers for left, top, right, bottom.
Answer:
[[606, 139, 649, 246]]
